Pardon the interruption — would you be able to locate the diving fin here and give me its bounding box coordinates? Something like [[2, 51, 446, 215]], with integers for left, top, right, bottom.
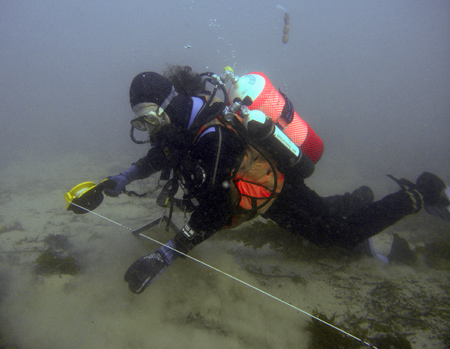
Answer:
[[416, 172, 450, 221]]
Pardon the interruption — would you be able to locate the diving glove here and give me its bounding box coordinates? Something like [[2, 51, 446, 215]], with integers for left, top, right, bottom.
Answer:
[[124, 240, 179, 294], [124, 251, 168, 294], [104, 164, 140, 197]]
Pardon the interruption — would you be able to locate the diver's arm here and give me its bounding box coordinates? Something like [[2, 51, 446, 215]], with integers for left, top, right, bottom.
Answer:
[[104, 146, 169, 197], [133, 145, 169, 178], [124, 126, 244, 294]]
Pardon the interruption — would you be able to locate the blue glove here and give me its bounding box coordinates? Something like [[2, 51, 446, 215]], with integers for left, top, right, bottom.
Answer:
[[124, 240, 179, 294], [104, 164, 139, 197]]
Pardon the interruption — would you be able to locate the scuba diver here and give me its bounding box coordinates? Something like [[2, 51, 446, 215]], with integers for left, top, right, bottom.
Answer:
[[69, 65, 450, 294]]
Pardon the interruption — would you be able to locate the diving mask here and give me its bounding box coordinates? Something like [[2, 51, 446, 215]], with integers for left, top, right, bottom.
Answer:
[[131, 104, 171, 134]]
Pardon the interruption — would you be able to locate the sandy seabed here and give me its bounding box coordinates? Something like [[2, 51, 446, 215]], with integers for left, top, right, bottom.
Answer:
[[1, 153, 449, 349]]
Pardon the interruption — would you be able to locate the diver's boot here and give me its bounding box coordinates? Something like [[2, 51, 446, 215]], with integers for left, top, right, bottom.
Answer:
[[416, 172, 450, 221]]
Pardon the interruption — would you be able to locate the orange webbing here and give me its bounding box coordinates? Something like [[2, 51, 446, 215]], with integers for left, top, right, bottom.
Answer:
[[233, 145, 284, 214]]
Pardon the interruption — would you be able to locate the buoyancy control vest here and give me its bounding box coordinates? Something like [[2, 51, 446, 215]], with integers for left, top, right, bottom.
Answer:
[[229, 142, 285, 227], [194, 115, 285, 228]]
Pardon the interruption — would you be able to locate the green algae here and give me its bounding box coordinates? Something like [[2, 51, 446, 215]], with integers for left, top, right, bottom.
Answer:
[[305, 309, 412, 349], [306, 310, 369, 349], [34, 234, 79, 275], [34, 249, 80, 275]]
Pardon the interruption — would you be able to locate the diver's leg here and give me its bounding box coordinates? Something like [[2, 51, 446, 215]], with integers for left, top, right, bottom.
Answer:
[[264, 178, 420, 250], [322, 185, 374, 217]]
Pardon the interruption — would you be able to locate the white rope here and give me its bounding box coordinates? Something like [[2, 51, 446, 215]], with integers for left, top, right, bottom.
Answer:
[[69, 202, 377, 348]]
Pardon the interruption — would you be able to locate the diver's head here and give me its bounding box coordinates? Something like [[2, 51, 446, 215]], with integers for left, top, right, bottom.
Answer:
[[129, 72, 191, 138], [129, 72, 176, 136]]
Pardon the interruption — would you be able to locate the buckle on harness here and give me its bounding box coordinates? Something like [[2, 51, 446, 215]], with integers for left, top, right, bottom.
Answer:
[[278, 90, 294, 125]]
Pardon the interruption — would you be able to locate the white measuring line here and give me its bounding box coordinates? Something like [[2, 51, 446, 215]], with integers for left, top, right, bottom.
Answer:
[[70, 202, 377, 348]]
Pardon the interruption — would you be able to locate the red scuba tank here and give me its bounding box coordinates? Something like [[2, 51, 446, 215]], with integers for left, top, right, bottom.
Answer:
[[228, 72, 324, 164]]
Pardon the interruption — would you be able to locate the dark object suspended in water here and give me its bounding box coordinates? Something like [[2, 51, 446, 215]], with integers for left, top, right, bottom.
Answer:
[[282, 12, 290, 44]]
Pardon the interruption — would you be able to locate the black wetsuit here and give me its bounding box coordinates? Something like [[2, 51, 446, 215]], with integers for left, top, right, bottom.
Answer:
[[132, 123, 246, 249], [264, 176, 416, 249], [131, 108, 417, 252]]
